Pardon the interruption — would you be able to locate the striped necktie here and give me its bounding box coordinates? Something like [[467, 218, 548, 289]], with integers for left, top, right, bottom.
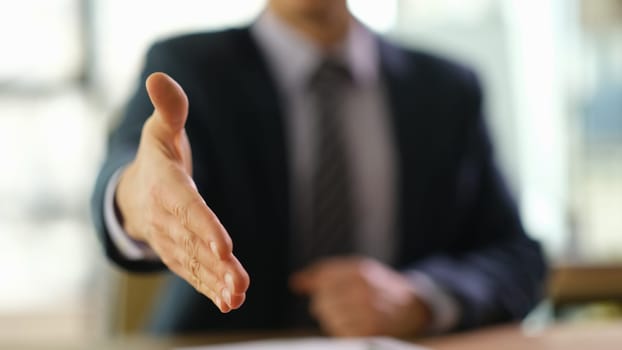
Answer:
[[305, 58, 355, 263]]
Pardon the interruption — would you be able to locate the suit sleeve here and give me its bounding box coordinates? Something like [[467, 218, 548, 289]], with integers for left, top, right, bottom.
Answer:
[[408, 72, 547, 330], [91, 42, 177, 272]]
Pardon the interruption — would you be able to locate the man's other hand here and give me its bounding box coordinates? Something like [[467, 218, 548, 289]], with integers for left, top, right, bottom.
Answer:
[[291, 257, 431, 337], [115, 72, 250, 313]]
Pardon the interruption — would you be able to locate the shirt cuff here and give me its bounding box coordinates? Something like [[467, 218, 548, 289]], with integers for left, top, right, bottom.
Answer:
[[104, 167, 159, 261], [407, 270, 461, 333]]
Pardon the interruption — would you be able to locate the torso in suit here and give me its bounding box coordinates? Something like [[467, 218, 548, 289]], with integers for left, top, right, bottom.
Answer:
[[91, 26, 546, 334]]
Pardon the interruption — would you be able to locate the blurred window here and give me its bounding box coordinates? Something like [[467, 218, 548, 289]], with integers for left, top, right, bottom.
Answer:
[[0, 0, 82, 87]]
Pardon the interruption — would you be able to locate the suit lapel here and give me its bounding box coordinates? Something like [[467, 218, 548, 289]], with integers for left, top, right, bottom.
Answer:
[[230, 28, 291, 251], [378, 39, 428, 265], [235, 28, 290, 227]]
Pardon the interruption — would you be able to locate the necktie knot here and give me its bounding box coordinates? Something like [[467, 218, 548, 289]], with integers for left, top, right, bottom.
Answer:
[[308, 58, 352, 92]]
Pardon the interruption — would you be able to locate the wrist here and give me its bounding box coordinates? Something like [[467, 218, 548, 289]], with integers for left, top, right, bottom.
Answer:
[[115, 164, 147, 243]]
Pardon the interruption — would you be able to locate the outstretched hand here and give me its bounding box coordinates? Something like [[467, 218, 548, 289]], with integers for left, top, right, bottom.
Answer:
[[115, 72, 250, 313]]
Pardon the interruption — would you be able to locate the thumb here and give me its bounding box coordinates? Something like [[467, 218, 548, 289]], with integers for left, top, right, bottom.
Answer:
[[146, 72, 188, 137]]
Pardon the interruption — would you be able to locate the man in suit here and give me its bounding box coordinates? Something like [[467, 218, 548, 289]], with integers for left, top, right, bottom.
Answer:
[[92, 0, 546, 336]]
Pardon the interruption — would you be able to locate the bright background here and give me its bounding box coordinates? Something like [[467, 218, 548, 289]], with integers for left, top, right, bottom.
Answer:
[[0, 0, 621, 341]]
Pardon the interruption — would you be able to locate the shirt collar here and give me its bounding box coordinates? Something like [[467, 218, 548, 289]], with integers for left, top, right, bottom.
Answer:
[[251, 10, 379, 92]]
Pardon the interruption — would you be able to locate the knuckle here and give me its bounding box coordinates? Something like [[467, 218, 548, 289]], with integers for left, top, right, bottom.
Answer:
[[183, 253, 200, 277], [181, 232, 199, 255], [173, 197, 202, 229], [171, 201, 191, 227]]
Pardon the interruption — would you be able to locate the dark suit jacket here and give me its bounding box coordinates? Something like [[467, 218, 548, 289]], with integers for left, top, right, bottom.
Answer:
[[91, 27, 546, 334]]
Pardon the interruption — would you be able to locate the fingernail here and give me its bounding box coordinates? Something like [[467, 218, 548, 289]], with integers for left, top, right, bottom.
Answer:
[[210, 241, 220, 259], [222, 288, 232, 306], [225, 273, 234, 291], [215, 296, 222, 309]]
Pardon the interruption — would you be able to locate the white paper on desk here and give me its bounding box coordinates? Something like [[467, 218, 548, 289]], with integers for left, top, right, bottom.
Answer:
[[176, 337, 431, 350]]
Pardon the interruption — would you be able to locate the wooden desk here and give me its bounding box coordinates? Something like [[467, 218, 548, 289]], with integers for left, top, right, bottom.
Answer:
[[3, 322, 622, 349], [548, 263, 622, 307], [420, 322, 622, 350]]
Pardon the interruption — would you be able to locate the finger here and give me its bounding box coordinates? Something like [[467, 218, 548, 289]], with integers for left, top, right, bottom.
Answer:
[[290, 257, 359, 294], [289, 271, 315, 294], [150, 234, 231, 312], [176, 251, 233, 312], [229, 290, 246, 310], [170, 247, 233, 313], [289, 259, 333, 293], [146, 72, 189, 139], [154, 168, 234, 262], [189, 250, 248, 310], [189, 261, 246, 312], [157, 204, 249, 296], [218, 255, 251, 302], [156, 210, 250, 299], [195, 243, 249, 298]]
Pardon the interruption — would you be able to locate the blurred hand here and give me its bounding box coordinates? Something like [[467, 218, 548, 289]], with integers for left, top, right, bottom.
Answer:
[[115, 72, 249, 313], [291, 257, 431, 337]]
